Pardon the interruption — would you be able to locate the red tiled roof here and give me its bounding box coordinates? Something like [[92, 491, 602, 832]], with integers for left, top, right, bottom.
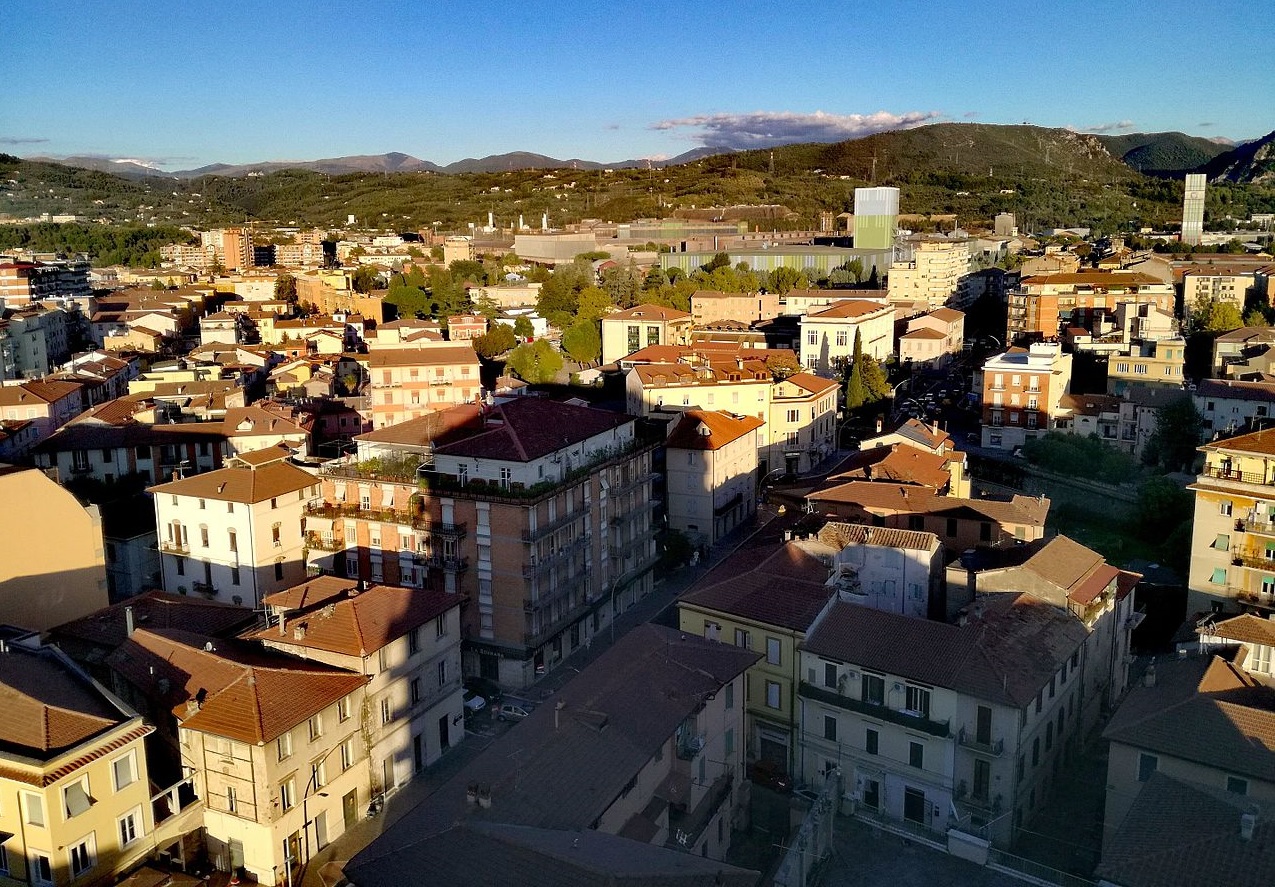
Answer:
[[433, 398, 632, 462], [606, 303, 691, 322], [665, 409, 764, 451]]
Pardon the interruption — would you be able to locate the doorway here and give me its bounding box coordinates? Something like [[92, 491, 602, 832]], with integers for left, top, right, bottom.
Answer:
[[314, 811, 328, 850], [861, 778, 880, 811], [439, 713, 450, 750], [903, 787, 927, 825], [342, 789, 358, 830]]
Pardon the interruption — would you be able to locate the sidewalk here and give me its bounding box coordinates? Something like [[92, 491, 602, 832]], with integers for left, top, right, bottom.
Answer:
[[298, 511, 776, 887]]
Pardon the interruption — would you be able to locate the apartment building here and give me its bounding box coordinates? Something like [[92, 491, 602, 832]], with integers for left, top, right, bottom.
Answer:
[[0, 305, 74, 379], [980, 343, 1073, 450], [248, 576, 465, 792], [820, 522, 944, 619], [813, 440, 966, 496], [1194, 379, 1275, 437], [1006, 272, 1173, 342], [1186, 427, 1275, 615], [0, 465, 109, 631], [344, 624, 759, 874], [678, 536, 835, 778], [363, 345, 481, 429], [149, 446, 318, 607], [797, 593, 1091, 847], [0, 640, 156, 887], [1107, 337, 1187, 394], [665, 410, 763, 547], [887, 239, 972, 311], [898, 307, 964, 369], [690, 289, 782, 326], [0, 379, 85, 454], [107, 628, 369, 885], [798, 300, 895, 375], [1214, 326, 1275, 377], [306, 398, 659, 689], [766, 372, 839, 476], [0, 257, 91, 307], [600, 303, 693, 365], [1182, 269, 1257, 313]]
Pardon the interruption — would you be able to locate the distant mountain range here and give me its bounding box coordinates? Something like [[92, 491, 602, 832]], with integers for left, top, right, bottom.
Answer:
[[1095, 131, 1234, 176], [32, 146, 733, 180]]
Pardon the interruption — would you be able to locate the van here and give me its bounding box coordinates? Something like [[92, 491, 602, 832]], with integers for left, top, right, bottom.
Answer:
[[496, 698, 535, 721]]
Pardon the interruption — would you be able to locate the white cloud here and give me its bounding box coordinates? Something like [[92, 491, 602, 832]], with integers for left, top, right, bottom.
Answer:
[[650, 110, 942, 148], [1077, 120, 1135, 134]]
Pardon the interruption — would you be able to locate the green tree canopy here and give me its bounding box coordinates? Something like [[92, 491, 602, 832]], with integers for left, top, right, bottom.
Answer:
[[1190, 297, 1244, 334], [512, 315, 534, 339], [274, 273, 297, 300], [351, 265, 380, 294], [1141, 395, 1204, 472], [473, 322, 516, 359], [845, 329, 867, 410], [562, 319, 601, 365], [507, 339, 564, 384]]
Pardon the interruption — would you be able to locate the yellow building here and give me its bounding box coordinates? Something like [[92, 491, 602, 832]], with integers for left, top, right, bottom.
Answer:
[[677, 538, 835, 778], [1188, 428, 1275, 614], [0, 640, 155, 887], [0, 466, 108, 631]]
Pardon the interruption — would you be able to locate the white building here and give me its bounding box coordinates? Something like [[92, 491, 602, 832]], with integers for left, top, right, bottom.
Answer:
[[821, 523, 943, 619], [799, 300, 895, 376], [149, 445, 317, 607], [664, 409, 763, 547], [887, 239, 973, 311]]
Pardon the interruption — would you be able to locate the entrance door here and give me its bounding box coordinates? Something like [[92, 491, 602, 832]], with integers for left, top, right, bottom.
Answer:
[[314, 811, 328, 850], [861, 778, 880, 811], [903, 787, 927, 825], [342, 790, 358, 830], [439, 713, 450, 750], [382, 757, 394, 794], [284, 831, 301, 870], [414, 733, 424, 772], [228, 840, 245, 874]]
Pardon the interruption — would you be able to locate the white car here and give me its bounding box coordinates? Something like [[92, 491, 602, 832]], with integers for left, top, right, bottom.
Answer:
[[463, 691, 487, 713]]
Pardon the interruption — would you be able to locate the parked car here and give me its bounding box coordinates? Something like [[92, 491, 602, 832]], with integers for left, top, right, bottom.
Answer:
[[748, 759, 792, 792], [464, 676, 503, 705], [463, 690, 487, 713], [496, 698, 536, 721]]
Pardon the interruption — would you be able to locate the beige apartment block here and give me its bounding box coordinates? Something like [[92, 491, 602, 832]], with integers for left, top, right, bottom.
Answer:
[[0, 640, 156, 887], [664, 410, 763, 546], [362, 345, 481, 429], [601, 304, 693, 365], [0, 465, 108, 631], [799, 300, 895, 375], [887, 239, 972, 311], [980, 343, 1073, 451], [689, 289, 781, 326], [899, 307, 964, 369]]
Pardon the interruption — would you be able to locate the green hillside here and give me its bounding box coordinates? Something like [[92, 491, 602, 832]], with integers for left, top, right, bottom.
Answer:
[[1097, 131, 1231, 176]]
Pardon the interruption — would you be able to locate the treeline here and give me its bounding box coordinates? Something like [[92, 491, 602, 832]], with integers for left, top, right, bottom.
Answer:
[[0, 223, 194, 267]]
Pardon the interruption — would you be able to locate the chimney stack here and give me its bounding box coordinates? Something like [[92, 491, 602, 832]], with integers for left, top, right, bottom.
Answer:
[[125, 606, 135, 638]]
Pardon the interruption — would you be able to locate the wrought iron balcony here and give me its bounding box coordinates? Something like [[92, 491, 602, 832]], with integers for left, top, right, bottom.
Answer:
[[957, 727, 1004, 757]]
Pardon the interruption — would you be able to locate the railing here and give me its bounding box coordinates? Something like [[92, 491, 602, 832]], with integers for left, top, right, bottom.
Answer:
[[1244, 515, 1275, 536], [522, 536, 590, 578], [986, 848, 1097, 887], [191, 581, 215, 596], [610, 471, 657, 497], [426, 554, 468, 572], [799, 682, 950, 738], [304, 532, 346, 552], [1231, 553, 1275, 571], [957, 727, 1004, 756], [1203, 464, 1272, 486], [522, 510, 584, 543], [421, 521, 467, 539], [159, 539, 189, 554]]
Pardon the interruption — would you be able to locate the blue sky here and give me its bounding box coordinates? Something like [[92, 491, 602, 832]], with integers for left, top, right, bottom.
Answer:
[[3, 0, 1270, 170]]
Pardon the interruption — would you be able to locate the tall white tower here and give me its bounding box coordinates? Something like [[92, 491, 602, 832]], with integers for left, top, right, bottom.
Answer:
[[1182, 173, 1206, 246]]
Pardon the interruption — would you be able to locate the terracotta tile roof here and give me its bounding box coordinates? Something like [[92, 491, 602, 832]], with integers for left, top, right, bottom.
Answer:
[[433, 398, 632, 462], [50, 590, 256, 654], [929, 307, 964, 321], [1097, 773, 1275, 887], [806, 300, 893, 320], [354, 403, 483, 447], [683, 555, 833, 632], [823, 443, 952, 488], [0, 380, 83, 406], [606, 303, 691, 322], [1200, 427, 1275, 458], [808, 480, 939, 510], [780, 372, 839, 395], [617, 344, 695, 364], [252, 577, 459, 657], [901, 328, 947, 340], [805, 596, 1086, 709], [1104, 654, 1275, 783], [363, 346, 480, 368], [148, 458, 315, 503], [816, 522, 939, 552], [1059, 393, 1123, 415], [232, 443, 294, 467], [665, 409, 764, 451], [0, 644, 130, 757], [1204, 613, 1275, 647], [108, 628, 368, 744], [1020, 271, 1165, 286]]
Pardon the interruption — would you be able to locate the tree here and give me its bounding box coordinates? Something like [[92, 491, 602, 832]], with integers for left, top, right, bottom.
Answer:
[[562, 319, 601, 365], [1190, 296, 1243, 334], [513, 316, 534, 339], [149, 278, 165, 291], [1142, 395, 1204, 472], [575, 286, 615, 323], [1133, 476, 1194, 542], [506, 339, 564, 384], [844, 329, 867, 410], [274, 273, 297, 301], [352, 265, 380, 294], [473, 323, 516, 359], [764, 351, 801, 381], [861, 354, 892, 401], [701, 252, 732, 273], [768, 265, 803, 295]]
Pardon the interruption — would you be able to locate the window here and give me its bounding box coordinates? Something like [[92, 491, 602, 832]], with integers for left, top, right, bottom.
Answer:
[[338, 696, 351, 722], [29, 852, 52, 887], [861, 673, 884, 705], [111, 752, 137, 791], [734, 628, 751, 650], [1032, 737, 1040, 766], [1046, 722, 1054, 750], [277, 731, 293, 761], [436, 614, 447, 637], [824, 663, 838, 688], [909, 741, 924, 769], [22, 792, 44, 827], [280, 778, 296, 811], [275, 560, 284, 581], [309, 714, 323, 741], [904, 684, 931, 718], [823, 715, 837, 742], [437, 659, 447, 689], [1213, 533, 1231, 550], [766, 637, 781, 666], [228, 529, 237, 552], [946, 518, 958, 537], [1211, 567, 1228, 585], [200, 525, 209, 548], [411, 678, 422, 705], [340, 739, 355, 772], [408, 627, 420, 655], [1220, 500, 1233, 516], [381, 697, 392, 725], [765, 680, 781, 709], [118, 807, 141, 847], [272, 523, 282, 547], [198, 498, 206, 510], [311, 760, 326, 790], [1137, 753, 1158, 782], [865, 728, 879, 755], [725, 682, 734, 710], [226, 785, 238, 814], [63, 778, 94, 818], [786, 409, 800, 423], [725, 727, 735, 757], [69, 835, 96, 879], [835, 330, 848, 347], [1227, 775, 1249, 795], [807, 330, 817, 346]]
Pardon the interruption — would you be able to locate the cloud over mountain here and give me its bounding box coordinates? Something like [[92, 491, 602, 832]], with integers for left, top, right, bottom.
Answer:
[[651, 110, 942, 148]]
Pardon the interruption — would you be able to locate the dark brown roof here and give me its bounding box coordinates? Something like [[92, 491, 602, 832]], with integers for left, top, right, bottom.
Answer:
[[149, 458, 315, 503], [0, 644, 131, 757], [252, 578, 459, 657], [1097, 773, 1275, 887], [805, 596, 1086, 709], [665, 409, 764, 451], [433, 398, 632, 462], [1104, 654, 1275, 783], [363, 346, 480, 368], [1206, 613, 1275, 647], [50, 590, 256, 655], [108, 628, 368, 744], [806, 300, 892, 319], [606, 303, 691, 322], [354, 403, 483, 447], [682, 543, 834, 632], [821, 443, 953, 489], [816, 522, 939, 552]]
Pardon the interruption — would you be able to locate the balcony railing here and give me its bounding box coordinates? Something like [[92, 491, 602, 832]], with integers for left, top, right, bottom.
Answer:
[[523, 536, 591, 578], [1203, 465, 1273, 486], [160, 539, 190, 554], [522, 509, 584, 543], [304, 532, 346, 552], [191, 581, 215, 597], [1232, 553, 1275, 572], [426, 554, 468, 572], [1242, 516, 1275, 537], [799, 681, 950, 738], [957, 727, 1005, 757]]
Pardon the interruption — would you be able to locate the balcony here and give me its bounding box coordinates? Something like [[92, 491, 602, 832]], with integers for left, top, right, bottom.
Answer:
[[957, 727, 1005, 757], [799, 681, 950, 739], [523, 536, 590, 578], [304, 532, 345, 552], [159, 539, 190, 555], [522, 509, 584, 543], [420, 521, 467, 540], [191, 581, 215, 597], [1242, 516, 1275, 537], [610, 471, 657, 497], [1232, 553, 1275, 572], [1202, 464, 1274, 487], [426, 553, 468, 572]]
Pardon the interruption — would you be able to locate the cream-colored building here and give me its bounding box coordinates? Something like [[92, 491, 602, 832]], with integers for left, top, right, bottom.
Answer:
[[248, 577, 466, 791], [689, 289, 781, 326], [0, 465, 108, 631], [887, 239, 972, 310], [799, 300, 895, 375], [0, 640, 156, 887], [765, 372, 839, 475], [362, 345, 481, 429], [664, 410, 763, 546], [149, 447, 318, 608], [899, 307, 964, 369], [601, 304, 692, 365], [109, 628, 369, 886], [1182, 270, 1257, 313]]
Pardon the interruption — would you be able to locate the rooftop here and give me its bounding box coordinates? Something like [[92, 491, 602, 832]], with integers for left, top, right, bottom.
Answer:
[[605, 303, 692, 322], [665, 409, 764, 451], [148, 456, 315, 503], [432, 398, 632, 463]]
